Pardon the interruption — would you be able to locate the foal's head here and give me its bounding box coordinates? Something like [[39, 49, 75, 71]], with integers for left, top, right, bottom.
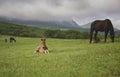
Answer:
[[41, 38, 46, 45], [93, 37, 100, 43]]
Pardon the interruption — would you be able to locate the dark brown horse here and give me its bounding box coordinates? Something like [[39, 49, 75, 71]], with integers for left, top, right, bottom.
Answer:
[[10, 37, 16, 43], [90, 19, 115, 43]]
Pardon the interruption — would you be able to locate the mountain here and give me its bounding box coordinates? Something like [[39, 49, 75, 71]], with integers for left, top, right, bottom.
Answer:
[[80, 23, 91, 29], [0, 17, 119, 33], [0, 21, 87, 39], [0, 17, 86, 31]]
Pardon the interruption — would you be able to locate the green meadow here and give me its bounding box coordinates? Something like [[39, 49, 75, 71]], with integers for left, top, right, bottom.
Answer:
[[0, 36, 120, 77]]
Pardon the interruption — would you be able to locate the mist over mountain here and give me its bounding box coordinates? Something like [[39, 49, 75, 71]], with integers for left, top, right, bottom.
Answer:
[[0, 0, 120, 30], [0, 17, 88, 31], [0, 17, 120, 33]]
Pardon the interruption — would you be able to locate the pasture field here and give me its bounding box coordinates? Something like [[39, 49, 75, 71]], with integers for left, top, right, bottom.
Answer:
[[0, 36, 120, 77]]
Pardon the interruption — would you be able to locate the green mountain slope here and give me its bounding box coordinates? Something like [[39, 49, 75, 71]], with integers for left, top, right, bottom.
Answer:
[[0, 21, 89, 39], [0, 21, 46, 37]]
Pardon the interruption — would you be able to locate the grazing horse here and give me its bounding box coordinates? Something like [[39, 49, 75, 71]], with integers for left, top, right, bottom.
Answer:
[[35, 38, 49, 54], [90, 19, 115, 43], [10, 37, 16, 43]]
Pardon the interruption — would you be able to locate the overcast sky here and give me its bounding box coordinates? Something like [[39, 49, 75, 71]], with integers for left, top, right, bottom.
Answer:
[[0, 0, 120, 29]]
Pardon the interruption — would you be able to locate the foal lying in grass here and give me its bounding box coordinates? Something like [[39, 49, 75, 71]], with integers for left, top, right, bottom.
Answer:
[[35, 38, 49, 54]]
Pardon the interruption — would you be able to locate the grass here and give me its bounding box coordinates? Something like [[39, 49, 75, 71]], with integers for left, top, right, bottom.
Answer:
[[0, 36, 120, 77]]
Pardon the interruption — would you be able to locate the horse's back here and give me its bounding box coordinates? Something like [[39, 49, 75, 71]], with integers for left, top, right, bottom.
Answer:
[[91, 19, 112, 31]]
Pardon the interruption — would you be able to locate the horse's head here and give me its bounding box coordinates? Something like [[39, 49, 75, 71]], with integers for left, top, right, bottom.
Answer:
[[110, 31, 115, 42]]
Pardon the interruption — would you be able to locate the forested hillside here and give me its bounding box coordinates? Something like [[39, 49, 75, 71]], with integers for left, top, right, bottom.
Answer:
[[0, 21, 89, 39], [0, 21, 46, 37]]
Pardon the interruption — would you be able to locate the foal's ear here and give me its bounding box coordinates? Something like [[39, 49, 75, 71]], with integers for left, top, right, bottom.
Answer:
[[41, 38, 43, 41], [41, 38, 46, 41]]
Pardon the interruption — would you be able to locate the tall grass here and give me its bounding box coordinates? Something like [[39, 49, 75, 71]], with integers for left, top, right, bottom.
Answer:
[[0, 36, 120, 77]]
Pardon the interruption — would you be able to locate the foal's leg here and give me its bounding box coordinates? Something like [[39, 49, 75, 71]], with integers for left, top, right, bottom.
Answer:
[[46, 50, 49, 54], [44, 50, 47, 54], [45, 50, 49, 54]]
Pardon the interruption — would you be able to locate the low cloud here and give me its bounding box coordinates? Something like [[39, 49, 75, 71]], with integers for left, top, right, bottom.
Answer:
[[0, 0, 120, 29]]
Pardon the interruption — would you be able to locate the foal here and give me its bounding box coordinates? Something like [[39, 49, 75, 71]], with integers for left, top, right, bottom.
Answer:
[[35, 38, 49, 54], [93, 37, 100, 43]]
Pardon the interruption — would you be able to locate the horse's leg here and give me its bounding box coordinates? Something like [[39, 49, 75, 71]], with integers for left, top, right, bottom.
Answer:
[[10, 39, 11, 43], [90, 29, 94, 44], [104, 31, 108, 42], [94, 31, 98, 39], [94, 31, 98, 43], [14, 39, 16, 42], [10, 40, 12, 43]]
